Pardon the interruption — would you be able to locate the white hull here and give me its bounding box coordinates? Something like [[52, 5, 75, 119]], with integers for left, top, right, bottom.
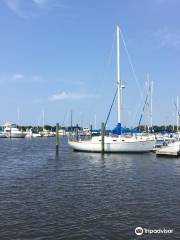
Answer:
[[5, 132, 26, 138], [3, 124, 26, 138], [25, 133, 42, 138], [156, 141, 180, 156], [68, 136, 155, 153], [0, 133, 6, 138]]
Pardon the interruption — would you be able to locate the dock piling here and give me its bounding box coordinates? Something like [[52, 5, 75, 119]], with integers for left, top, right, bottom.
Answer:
[[101, 122, 105, 153], [56, 123, 60, 156], [75, 126, 79, 141]]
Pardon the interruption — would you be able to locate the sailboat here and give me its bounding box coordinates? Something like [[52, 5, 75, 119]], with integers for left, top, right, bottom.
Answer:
[[68, 26, 155, 153]]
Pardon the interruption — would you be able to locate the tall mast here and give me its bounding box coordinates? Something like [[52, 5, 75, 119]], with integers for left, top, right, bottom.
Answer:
[[177, 96, 179, 132], [150, 80, 153, 130], [42, 109, 45, 129], [117, 25, 121, 123], [147, 73, 150, 133], [94, 114, 97, 129], [17, 107, 20, 126], [71, 110, 73, 127]]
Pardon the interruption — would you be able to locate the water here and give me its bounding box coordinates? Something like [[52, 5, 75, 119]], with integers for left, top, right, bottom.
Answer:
[[0, 137, 180, 240]]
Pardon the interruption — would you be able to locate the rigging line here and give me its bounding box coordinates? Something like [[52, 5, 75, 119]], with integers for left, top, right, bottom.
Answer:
[[120, 29, 143, 101], [131, 83, 146, 127], [138, 92, 150, 126], [138, 82, 151, 126], [105, 87, 118, 128]]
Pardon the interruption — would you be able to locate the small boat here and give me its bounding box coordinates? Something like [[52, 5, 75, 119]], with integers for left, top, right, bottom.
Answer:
[[3, 123, 26, 138], [25, 129, 42, 138], [156, 141, 180, 157], [42, 129, 55, 137], [68, 26, 155, 153], [58, 129, 66, 136], [32, 133, 42, 138]]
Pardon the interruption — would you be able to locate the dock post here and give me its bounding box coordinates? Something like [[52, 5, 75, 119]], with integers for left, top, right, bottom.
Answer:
[[56, 123, 60, 156], [101, 122, 105, 153]]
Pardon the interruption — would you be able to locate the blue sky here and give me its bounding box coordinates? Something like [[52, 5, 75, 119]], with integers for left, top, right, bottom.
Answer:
[[0, 0, 180, 128]]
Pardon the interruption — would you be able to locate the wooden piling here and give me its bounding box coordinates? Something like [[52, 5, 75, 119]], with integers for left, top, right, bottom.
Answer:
[[101, 122, 105, 153], [56, 123, 60, 155]]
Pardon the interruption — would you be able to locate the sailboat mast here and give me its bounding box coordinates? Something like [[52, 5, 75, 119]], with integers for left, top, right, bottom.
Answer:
[[150, 80, 153, 130], [17, 107, 20, 126], [42, 110, 45, 129], [117, 25, 121, 123], [177, 96, 179, 132]]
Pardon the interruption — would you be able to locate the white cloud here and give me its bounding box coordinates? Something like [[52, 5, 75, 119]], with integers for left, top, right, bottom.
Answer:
[[4, 0, 23, 17], [4, 0, 69, 17], [0, 73, 45, 83], [12, 73, 24, 80], [49, 91, 99, 101], [0, 73, 24, 82], [154, 28, 180, 48], [32, 0, 48, 8]]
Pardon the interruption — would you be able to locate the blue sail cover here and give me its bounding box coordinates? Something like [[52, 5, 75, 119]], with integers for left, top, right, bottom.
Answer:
[[112, 123, 122, 134], [111, 123, 141, 135], [92, 123, 141, 134]]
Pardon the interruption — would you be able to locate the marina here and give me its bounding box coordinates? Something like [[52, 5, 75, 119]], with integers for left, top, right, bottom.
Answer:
[[1, 0, 180, 238]]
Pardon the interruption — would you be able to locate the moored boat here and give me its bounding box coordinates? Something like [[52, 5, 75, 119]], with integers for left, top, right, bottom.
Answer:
[[68, 26, 155, 153], [156, 141, 180, 157], [69, 135, 155, 153], [3, 123, 26, 138]]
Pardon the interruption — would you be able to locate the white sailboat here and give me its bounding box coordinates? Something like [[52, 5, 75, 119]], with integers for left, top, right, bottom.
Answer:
[[68, 26, 155, 153]]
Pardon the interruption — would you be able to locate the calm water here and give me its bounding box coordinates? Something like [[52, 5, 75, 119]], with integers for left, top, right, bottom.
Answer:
[[0, 137, 180, 240]]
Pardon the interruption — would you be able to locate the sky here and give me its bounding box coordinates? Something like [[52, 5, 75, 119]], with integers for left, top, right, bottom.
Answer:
[[0, 0, 180, 128]]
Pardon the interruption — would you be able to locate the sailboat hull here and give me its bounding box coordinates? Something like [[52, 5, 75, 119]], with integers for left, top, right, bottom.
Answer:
[[68, 136, 155, 153]]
